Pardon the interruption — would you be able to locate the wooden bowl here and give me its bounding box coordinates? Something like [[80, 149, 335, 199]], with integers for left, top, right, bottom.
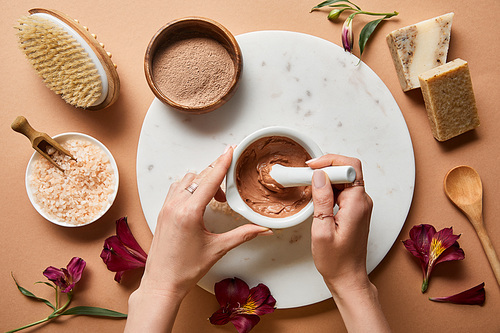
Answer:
[[144, 17, 242, 114]]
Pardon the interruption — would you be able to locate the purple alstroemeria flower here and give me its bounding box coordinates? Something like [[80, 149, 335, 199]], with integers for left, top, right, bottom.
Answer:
[[341, 15, 354, 53], [100, 217, 148, 282], [209, 277, 276, 333], [430, 282, 486, 305], [43, 257, 86, 293], [403, 224, 465, 293]]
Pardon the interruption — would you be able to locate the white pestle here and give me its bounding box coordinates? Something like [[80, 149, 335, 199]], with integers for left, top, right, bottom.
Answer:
[[270, 164, 356, 187]]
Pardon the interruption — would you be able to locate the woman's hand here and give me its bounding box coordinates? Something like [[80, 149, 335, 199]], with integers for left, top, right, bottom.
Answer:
[[308, 154, 372, 291], [142, 146, 271, 297], [308, 154, 390, 332], [126, 147, 271, 332]]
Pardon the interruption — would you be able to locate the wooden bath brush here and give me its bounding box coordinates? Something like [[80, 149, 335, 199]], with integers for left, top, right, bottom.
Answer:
[[15, 8, 120, 110]]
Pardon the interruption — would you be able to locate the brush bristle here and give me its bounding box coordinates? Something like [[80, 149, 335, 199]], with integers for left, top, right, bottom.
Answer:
[[16, 15, 103, 108]]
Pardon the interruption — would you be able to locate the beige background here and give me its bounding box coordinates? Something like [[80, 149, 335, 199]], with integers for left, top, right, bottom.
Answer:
[[1, 0, 499, 332]]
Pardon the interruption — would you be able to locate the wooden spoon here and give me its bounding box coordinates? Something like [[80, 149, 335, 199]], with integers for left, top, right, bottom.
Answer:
[[444, 165, 500, 286]]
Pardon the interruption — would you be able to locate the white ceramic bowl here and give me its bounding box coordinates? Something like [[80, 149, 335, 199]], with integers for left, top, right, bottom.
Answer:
[[226, 126, 323, 229], [25, 132, 119, 227]]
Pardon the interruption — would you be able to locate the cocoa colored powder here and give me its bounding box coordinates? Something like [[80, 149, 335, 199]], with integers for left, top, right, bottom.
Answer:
[[152, 37, 235, 108]]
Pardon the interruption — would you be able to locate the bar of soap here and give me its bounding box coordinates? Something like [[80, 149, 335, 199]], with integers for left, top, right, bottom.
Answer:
[[386, 13, 454, 92], [418, 58, 480, 141]]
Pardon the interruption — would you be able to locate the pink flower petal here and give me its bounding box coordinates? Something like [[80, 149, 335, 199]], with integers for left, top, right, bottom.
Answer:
[[60, 282, 76, 293], [435, 242, 465, 265], [43, 266, 68, 290], [231, 314, 260, 333], [409, 224, 436, 243], [103, 236, 146, 266], [114, 271, 125, 283], [434, 227, 461, 249], [66, 257, 86, 284], [425, 242, 465, 289], [100, 243, 146, 271], [209, 307, 231, 325], [214, 277, 250, 308], [403, 224, 436, 269], [411, 224, 435, 262], [116, 217, 148, 260], [247, 284, 276, 316], [100, 217, 148, 283], [429, 283, 485, 305], [402, 239, 427, 276]]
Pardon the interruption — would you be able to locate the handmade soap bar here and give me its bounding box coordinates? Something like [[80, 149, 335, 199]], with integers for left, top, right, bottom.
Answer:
[[418, 58, 479, 141], [386, 13, 454, 92]]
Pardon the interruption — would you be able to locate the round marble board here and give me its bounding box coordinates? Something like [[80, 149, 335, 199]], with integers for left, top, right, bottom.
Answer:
[[136, 31, 415, 309]]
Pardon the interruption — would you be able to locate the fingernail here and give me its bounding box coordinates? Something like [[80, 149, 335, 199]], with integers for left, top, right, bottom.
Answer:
[[306, 157, 318, 165], [258, 228, 274, 236], [313, 170, 327, 188], [223, 145, 234, 154]]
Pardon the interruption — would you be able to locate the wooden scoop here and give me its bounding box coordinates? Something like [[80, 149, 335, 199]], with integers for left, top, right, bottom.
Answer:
[[444, 165, 500, 286], [11, 116, 76, 171]]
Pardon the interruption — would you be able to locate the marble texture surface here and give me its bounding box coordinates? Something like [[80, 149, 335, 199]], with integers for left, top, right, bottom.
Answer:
[[136, 31, 415, 308]]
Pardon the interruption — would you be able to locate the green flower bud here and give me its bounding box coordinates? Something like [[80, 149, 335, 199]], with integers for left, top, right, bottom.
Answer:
[[327, 9, 343, 21]]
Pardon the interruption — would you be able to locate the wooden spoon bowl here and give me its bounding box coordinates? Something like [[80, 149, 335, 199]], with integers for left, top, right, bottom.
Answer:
[[444, 165, 483, 218]]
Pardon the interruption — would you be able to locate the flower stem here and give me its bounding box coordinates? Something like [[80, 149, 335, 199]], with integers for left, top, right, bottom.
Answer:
[[6, 316, 51, 333], [51, 291, 72, 317], [345, 0, 361, 10], [421, 279, 429, 293], [6, 292, 72, 332], [358, 10, 398, 17]]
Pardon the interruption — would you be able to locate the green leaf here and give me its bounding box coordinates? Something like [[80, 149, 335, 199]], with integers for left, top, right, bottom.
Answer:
[[61, 306, 127, 318], [358, 17, 385, 55], [11, 273, 56, 310], [35, 281, 57, 290], [312, 0, 359, 11], [331, 4, 353, 8], [312, 0, 345, 9]]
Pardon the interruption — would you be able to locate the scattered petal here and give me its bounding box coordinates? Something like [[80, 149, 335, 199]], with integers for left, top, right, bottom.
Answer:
[[429, 283, 485, 305]]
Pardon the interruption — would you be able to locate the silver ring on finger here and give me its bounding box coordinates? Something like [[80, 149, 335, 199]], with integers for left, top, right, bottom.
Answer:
[[313, 213, 334, 220], [345, 179, 364, 188], [185, 182, 199, 194]]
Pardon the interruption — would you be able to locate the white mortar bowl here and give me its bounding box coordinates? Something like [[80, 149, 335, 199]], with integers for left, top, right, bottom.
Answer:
[[226, 126, 323, 229]]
